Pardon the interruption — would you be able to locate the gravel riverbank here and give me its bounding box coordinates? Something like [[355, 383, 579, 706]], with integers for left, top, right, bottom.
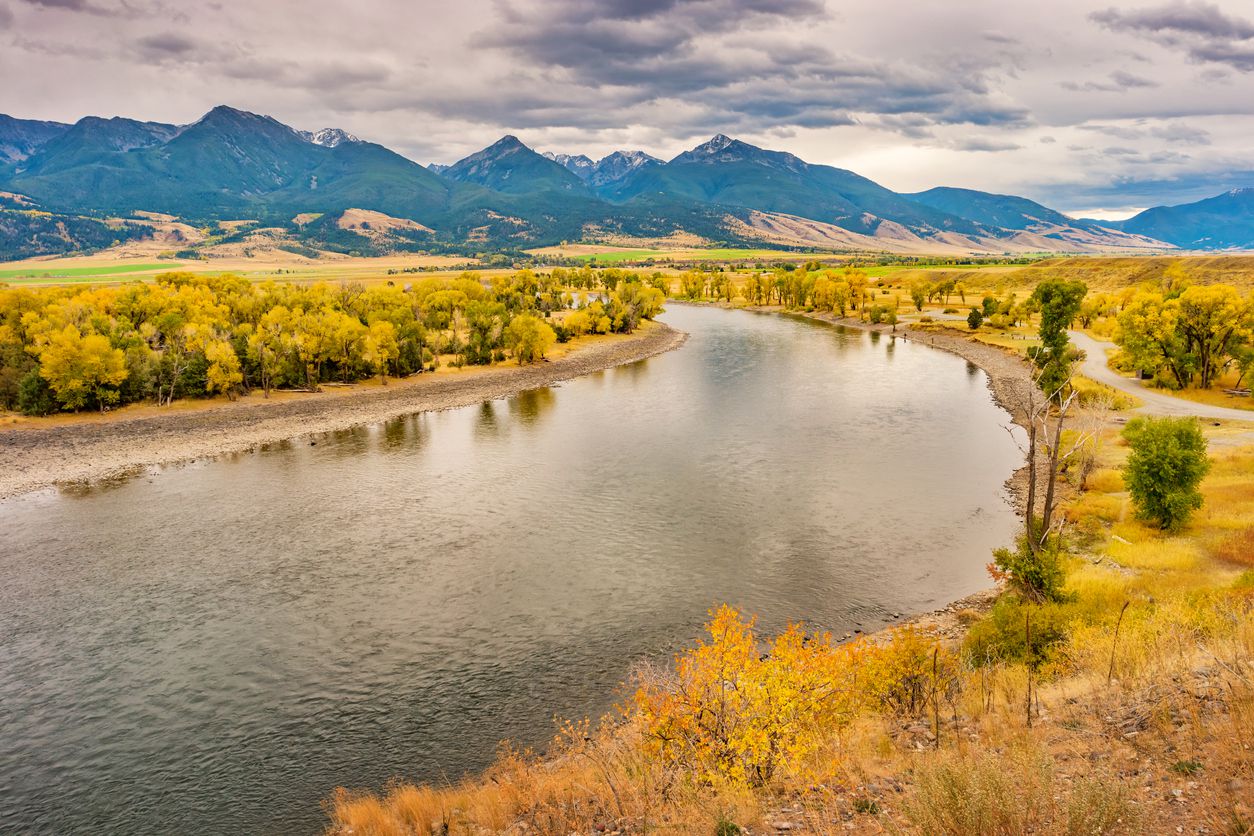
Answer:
[[0, 322, 688, 500]]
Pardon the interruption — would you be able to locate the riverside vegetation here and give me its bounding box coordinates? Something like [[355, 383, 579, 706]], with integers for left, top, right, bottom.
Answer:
[[329, 264, 1252, 835], [0, 268, 664, 415]]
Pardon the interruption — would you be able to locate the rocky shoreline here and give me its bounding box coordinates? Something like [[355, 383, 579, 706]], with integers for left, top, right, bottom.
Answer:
[[0, 322, 688, 501]]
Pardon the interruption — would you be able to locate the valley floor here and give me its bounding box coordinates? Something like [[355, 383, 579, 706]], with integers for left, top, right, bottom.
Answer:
[[0, 322, 685, 501]]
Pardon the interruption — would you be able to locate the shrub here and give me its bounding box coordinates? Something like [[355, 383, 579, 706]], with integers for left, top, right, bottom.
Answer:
[[990, 536, 1068, 603], [632, 607, 950, 787], [967, 307, 984, 330], [964, 596, 1070, 669], [1122, 416, 1210, 530]]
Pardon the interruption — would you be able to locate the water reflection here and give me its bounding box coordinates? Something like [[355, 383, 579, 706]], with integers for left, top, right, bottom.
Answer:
[[510, 386, 555, 425]]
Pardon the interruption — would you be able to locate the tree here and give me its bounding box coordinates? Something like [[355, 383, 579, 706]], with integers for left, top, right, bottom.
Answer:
[[1175, 284, 1252, 389], [363, 320, 398, 384], [504, 314, 556, 363], [203, 338, 242, 399], [1116, 292, 1191, 388], [967, 307, 983, 330], [910, 281, 928, 312], [1122, 416, 1210, 531], [37, 325, 127, 411], [1028, 280, 1087, 402]]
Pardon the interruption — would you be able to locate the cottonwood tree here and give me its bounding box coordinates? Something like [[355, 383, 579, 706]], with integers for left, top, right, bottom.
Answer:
[[363, 320, 398, 384], [37, 324, 127, 412]]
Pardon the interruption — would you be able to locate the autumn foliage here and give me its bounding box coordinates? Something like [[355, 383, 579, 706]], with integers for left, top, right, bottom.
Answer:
[[632, 606, 954, 788]]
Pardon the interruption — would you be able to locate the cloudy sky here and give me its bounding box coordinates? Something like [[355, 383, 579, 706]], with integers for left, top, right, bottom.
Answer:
[[3, 0, 1253, 217]]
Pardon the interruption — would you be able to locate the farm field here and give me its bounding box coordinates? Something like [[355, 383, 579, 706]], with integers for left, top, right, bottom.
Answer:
[[0, 252, 482, 286]]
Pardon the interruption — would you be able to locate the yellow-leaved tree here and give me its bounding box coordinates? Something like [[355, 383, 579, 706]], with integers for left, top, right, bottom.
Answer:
[[37, 324, 127, 411], [363, 320, 398, 384]]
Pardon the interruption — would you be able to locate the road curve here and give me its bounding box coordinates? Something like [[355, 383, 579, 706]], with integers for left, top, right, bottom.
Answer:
[[1069, 330, 1254, 422]]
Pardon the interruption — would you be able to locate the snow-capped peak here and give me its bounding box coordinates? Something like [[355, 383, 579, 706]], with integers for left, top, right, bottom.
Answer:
[[302, 127, 359, 148], [543, 152, 595, 173], [693, 134, 735, 155]]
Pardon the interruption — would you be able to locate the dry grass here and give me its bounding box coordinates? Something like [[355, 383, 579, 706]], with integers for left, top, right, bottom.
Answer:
[[1211, 528, 1254, 567]]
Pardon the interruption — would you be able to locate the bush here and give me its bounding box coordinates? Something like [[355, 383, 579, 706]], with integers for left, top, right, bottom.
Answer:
[[964, 595, 1070, 669], [967, 308, 984, 330], [990, 535, 1067, 603], [1122, 416, 1210, 530], [17, 368, 57, 416]]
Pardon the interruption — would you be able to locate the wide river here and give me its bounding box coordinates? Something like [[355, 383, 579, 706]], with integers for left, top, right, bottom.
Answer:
[[0, 305, 1022, 834]]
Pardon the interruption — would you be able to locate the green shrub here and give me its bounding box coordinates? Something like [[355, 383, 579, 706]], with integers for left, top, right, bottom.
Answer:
[[964, 595, 1070, 669], [1122, 416, 1210, 531]]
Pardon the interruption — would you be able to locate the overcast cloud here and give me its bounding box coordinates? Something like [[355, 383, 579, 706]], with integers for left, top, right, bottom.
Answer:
[[3, 0, 1254, 215]]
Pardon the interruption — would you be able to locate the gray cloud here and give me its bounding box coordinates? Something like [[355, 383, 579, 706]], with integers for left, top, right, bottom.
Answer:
[[1151, 122, 1211, 143], [464, 0, 1030, 136], [1092, 1, 1254, 70], [0, 3, 13, 27], [135, 32, 197, 57], [953, 137, 1023, 152], [1061, 69, 1160, 91], [19, 0, 119, 15]]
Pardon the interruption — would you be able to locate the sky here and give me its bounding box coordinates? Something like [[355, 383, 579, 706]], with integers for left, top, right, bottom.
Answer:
[[3, 0, 1254, 218]]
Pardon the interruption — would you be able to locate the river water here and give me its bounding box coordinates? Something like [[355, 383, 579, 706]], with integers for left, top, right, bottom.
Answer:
[[0, 306, 1022, 834]]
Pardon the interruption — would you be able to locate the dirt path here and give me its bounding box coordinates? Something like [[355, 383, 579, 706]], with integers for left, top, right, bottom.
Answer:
[[1070, 330, 1254, 422], [0, 323, 688, 500]]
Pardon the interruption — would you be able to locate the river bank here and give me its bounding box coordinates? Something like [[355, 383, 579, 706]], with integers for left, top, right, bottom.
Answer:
[[0, 321, 687, 500]]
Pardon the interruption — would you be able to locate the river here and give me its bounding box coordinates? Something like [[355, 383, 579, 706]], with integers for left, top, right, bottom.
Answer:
[[0, 305, 1022, 834]]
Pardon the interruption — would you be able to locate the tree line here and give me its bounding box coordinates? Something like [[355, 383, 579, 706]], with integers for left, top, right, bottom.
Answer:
[[0, 269, 664, 414]]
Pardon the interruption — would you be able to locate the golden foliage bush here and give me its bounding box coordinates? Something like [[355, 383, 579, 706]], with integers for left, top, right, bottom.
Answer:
[[632, 606, 953, 788]]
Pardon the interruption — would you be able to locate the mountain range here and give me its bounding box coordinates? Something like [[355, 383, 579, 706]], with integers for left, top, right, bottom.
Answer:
[[1, 105, 1251, 260]]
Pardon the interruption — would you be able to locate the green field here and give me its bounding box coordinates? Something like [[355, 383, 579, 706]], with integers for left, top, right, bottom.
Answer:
[[0, 263, 178, 282], [570, 248, 806, 264]]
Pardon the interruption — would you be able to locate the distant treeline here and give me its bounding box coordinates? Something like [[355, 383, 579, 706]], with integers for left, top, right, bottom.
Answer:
[[0, 269, 664, 415]]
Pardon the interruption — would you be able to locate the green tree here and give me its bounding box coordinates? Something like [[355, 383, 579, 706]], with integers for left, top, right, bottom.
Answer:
[[967, 307, 983, 330], [1122, 416, 1210, 531], [1028, 280, 1087, 401]]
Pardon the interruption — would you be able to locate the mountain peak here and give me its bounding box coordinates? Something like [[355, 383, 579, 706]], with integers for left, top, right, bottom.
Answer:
[[445, 134, 587, 195], [544, 151, 594, 170], [491, 134, 528, 151], [695, 134, 736, 154], [203, 105, 253, 121], [301, 127, 359, 148]]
